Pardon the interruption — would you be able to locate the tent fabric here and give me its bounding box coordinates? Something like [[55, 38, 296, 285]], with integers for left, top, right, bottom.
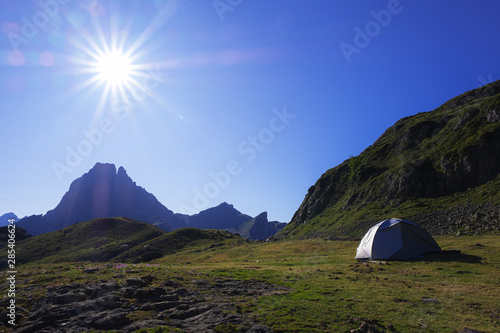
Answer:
[[355, 218, 441, 260]]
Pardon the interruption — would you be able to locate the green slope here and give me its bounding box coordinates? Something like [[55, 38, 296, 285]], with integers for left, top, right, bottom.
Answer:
[[9, 217, 243, 265], [11, 217, 166, 264], [280, 81, 500, 239], [113, 227, 245, 263]]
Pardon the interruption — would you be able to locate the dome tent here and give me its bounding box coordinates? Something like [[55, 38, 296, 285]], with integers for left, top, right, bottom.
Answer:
[[355, 218, 441, 260]]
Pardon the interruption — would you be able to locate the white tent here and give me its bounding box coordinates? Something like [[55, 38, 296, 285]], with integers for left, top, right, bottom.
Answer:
[[355, 218, 441, 260]]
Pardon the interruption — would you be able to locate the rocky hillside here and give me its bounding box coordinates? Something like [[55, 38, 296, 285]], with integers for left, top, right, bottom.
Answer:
[[278, 81, 500, 239]]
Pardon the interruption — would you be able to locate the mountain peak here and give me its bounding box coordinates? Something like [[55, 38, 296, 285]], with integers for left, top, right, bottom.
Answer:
[[18, 163, 176, 235], [117, 166, 127, 176], [90, 162, 117, 174], [88, 163, 130, 178], [254, 211, 268, 221], [0, 212, 19, 227]]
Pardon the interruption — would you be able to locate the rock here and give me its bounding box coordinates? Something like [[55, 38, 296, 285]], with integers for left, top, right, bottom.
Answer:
[[24, 303, 79, 327], [168, 304, 214, 320], [120, 244, 130, 250], [164, 279, 181, 287], [141, 274, 155, 283], [247, 324, 273, 332], [152, 300, 180, 311], [53, 292, 86, 305], [486, 106, 500, 123], [126, 277, 148, 287], [192, 279, 210, 287], [95, 294, 122, 310], [175, 288, 190, 297], [122, 287, 138, 299], [421, 297, 440, 304], [86, 282, 120, 299], [160, 294, 180, 302], [91, 309, 131, 329], [123, 319, 172, 332], [139, 302, 155, 311], [133, 287, 167, 302]]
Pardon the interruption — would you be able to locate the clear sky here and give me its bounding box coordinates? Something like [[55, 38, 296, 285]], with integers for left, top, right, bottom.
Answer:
[[1, 0, 499, 222]]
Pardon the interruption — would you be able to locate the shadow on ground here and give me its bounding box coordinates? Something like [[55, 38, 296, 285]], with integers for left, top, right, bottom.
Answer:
[[412, 249, 482, 263]]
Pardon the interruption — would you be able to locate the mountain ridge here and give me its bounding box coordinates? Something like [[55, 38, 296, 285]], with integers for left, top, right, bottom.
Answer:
[[16, 163, 285, 239]]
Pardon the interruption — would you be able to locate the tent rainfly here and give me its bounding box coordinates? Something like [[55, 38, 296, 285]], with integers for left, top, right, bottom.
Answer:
[[355, 218, 441, 261]]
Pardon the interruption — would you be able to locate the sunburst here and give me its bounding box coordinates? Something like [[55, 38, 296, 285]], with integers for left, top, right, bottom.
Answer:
[[62, 1, 181, 122]]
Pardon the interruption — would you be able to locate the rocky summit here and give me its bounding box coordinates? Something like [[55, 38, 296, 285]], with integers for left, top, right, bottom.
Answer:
[[17, 163, 179, 235], [278, 81, 500, 240]]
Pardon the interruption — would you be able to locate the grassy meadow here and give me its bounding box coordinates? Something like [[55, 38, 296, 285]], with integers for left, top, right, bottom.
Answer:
[[1, 235, 499, 332]]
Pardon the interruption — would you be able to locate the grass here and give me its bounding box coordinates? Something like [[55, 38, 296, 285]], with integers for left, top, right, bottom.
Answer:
[[2, 235, 499, 332]]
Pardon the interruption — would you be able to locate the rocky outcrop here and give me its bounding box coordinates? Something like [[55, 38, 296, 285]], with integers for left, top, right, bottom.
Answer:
[[7, 272, 287, 332]]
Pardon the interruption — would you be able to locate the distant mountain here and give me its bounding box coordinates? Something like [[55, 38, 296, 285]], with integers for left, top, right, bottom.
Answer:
[[180, 202, 251, 229], [228, 212, 287, 240], [0, 212, 19, 227], [176, 203, 286, 240], [17, 163, 179, 235], [277, 80, 500, 240], [17, 163, 284, 239]]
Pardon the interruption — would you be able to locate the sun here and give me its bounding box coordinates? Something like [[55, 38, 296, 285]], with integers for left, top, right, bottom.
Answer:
[[63, 1, 180, 117], [93, 51, 133, 88]]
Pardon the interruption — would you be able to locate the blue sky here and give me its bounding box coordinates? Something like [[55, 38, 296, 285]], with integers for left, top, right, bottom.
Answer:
[[1, 0, 499, 222]]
